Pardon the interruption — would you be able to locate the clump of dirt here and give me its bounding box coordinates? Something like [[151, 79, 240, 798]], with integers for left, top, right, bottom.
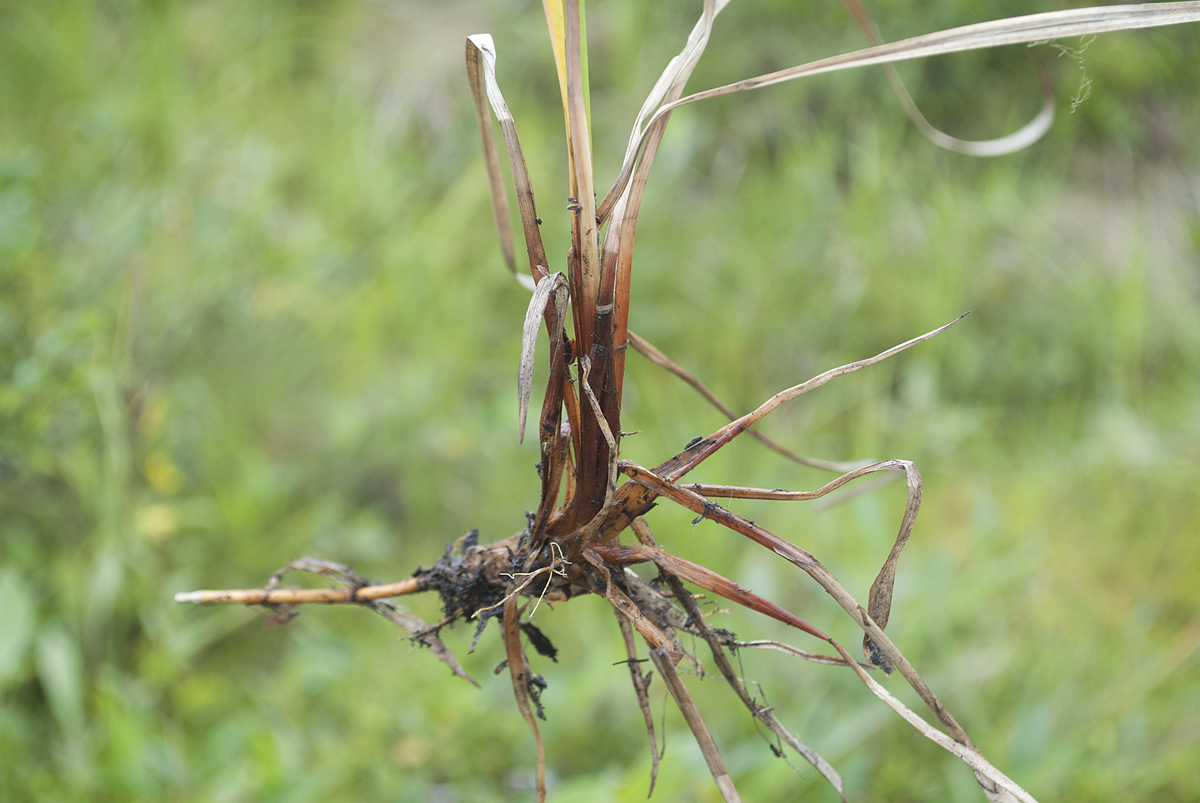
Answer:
[[415, 529, 514, 623]]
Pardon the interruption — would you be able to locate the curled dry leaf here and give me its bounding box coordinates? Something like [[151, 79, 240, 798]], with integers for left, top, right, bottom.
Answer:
[[608, 3, 1200, 204], [839, 0, 1056, 156], [518, 272, 568, 443], [465, 34, 548, 288]]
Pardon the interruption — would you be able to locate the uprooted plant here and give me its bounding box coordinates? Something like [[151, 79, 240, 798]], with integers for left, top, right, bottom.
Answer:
[[176, 3, 1200, 801]]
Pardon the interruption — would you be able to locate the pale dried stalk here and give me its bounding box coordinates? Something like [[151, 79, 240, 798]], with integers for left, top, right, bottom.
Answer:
[[176, 558, 478, 686], [173, 579, 419, 605]]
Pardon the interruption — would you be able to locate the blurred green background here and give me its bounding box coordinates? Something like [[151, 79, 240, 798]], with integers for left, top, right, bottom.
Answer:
[[2, 1, 1198, 801]]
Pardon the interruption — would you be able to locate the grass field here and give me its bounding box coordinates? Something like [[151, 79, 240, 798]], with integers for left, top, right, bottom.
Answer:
[[2, 1, 1198, 801]]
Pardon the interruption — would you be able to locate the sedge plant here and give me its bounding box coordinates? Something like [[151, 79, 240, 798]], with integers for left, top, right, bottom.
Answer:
[[177, 2, 1200, 801]]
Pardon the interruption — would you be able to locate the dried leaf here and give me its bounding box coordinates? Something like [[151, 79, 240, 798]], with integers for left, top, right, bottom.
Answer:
[[372, 601, 479, 688], [518, 272, 567, 443], [619, 461, 972, 740], [595, 0, 725, 417], [466, 35, 519, 284], [465, 34, 550, 288], [840, 0, 1055, 156], [609, 2, 1200, 202], [863, 460, 922, 671], [676, 458, 926, 670], [651, 546, 847, 802]]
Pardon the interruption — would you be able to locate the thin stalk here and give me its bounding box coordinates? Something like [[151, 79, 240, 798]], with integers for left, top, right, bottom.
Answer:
[[173, 578, 421, 605]]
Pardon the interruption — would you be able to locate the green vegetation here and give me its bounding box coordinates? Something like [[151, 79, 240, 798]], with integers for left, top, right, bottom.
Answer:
[[2, 1, 1197, 800]]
